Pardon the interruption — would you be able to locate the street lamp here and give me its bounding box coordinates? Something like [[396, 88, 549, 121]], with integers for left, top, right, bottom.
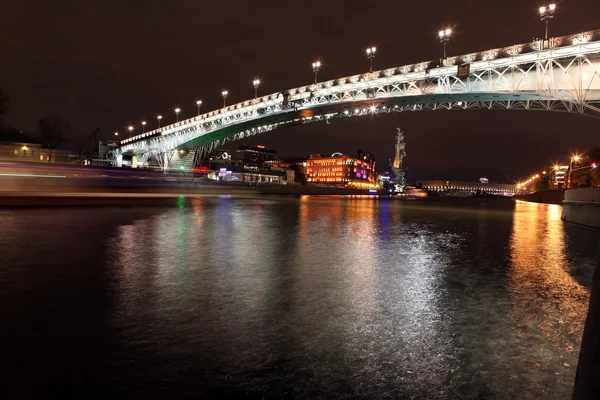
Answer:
[[175, 108, 181, 122], [196, 100, 202, 116], [128, 125, 133, 138], [222, 91, 229, 107], [312, 61, 321, 84], [253, 79, 261, 99], [141, 121, 146, 133], [539, 4, 556, 40], [114, 131, 118, 136], [567, 154, 581, 188], [157, 115, 163, 128], [439, 28, 452, 61], [366, 46, 377, 72]]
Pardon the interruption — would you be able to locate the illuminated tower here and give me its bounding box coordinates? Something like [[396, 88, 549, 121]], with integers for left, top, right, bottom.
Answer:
[[391, 128, 407, 190]]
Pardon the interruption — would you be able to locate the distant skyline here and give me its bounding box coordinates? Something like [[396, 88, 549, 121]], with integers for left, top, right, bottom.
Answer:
[[1, 0, 599, 181]]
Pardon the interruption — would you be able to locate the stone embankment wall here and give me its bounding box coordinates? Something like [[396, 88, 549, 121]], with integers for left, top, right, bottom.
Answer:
[[514, 189, 564, 204], [561, 188, 600, 230]]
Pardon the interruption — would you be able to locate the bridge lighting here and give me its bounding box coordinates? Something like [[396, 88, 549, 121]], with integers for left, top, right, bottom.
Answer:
[[222, 90, 229, 107], [366, 46, 377, 72], [157, 115, 163, 128], [175, 108, 181, 122], [439, 28, 452, 61], [253, 79, 261, 99], [196, 100, 202, 116], [312, 61, 321, 84], [539, 4, 556, 40], [128, 125, 133, 138]]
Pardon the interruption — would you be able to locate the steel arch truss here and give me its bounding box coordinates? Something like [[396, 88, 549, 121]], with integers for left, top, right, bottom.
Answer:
[[117, 30, 600, 168]]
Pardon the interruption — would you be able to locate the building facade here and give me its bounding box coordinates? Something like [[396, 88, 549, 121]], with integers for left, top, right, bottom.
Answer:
[[551, 165, 569, 188], [305, 150, 377, 188], [0, 129, 76, 163], [233, 145, 277, 165]]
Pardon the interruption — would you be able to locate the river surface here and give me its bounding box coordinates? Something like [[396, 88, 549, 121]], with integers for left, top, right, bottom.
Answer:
[[1, 197, 598, 399]]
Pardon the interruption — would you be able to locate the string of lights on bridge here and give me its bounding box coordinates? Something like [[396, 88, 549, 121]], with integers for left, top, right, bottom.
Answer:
[[114, 4, 563, 139]]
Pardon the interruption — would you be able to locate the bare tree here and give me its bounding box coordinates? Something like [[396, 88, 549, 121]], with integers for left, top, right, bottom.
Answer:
[[39, 114, 70, 149], [0, 86, 9, 125]]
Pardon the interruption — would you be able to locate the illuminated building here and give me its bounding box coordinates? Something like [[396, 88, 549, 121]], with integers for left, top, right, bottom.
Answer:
[[233, 144, 277, 165], [551, 165, 568, 188], [305, 150, 377, 188], [0, 129, 75, 163]]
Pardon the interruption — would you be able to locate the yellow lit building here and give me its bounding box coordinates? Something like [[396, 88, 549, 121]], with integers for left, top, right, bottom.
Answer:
[[305, 151, 377, 188]]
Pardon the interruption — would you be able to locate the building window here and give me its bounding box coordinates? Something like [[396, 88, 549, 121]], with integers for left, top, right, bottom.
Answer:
[[40, 155, 44, 161], [14, 149, 18, 155]]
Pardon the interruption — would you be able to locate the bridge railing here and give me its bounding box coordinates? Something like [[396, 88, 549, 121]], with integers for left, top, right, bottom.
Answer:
[[120, 29, 600, 149]]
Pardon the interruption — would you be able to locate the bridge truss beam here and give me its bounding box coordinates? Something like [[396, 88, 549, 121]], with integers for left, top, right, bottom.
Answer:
[[117, 30, 600, 171]]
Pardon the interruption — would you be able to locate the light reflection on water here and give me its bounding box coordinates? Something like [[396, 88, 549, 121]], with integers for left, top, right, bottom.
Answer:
[[0, 198, 598, 399]]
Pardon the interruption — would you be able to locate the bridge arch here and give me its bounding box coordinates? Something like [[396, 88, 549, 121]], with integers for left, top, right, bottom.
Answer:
[[118, 31, 600, 170]]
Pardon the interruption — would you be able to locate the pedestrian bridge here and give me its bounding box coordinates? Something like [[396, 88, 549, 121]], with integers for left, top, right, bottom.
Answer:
[[117, 30, 600, 169]]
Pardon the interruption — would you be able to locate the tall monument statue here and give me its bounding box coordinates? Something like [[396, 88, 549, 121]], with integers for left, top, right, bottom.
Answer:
[[390, 128, 407, 190]]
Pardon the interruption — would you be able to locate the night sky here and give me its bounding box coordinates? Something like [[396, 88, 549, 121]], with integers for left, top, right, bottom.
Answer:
[[2, 0, 599, 182]]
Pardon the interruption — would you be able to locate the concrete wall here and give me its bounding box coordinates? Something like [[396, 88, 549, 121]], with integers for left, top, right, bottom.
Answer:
[[561, 188, 600, 230], [514, 189, 564, 204]]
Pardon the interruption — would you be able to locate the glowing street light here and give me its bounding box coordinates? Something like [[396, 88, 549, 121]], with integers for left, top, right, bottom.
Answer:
[[128, 125, 133, 138], [196, 100, 202, 116], [539, 4, 556, 40], [366, 46, 377, 72], [567, 154, 581, 188], [253, 79, 261, 99], [175, 108, 181, 122], [157, 115, 163, 128], [312, 61, 321, 84], [114, 131, 118, 136], [222, 91, 228, 107], [141, 121, 146, 133], [439, 28, 452, 60]]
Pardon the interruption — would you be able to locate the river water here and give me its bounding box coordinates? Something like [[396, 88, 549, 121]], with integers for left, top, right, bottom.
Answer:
[[0, 197, 598, 399]]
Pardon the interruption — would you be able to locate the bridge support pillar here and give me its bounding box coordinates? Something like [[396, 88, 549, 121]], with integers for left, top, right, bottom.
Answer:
[[116, 154, 123, 168], [162, 152, 169, 173]]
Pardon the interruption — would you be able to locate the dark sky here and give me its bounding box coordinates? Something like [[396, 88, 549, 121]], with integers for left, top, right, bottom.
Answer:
[[2, 0, 599, 182]]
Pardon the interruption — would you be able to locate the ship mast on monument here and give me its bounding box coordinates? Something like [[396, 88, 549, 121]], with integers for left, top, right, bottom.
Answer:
[[390, 128, 407, 191]]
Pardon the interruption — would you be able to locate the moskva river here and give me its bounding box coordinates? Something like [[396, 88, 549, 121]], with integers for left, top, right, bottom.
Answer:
[[1, 197, 598, 399]]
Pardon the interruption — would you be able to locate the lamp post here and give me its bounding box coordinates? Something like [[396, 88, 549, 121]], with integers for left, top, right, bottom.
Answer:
[[222, 91, 228, 107], [196, 100, 202, 116], [141, 121, 146, 133], [312, 61, 321, 84], [175, 108, 181, 122], [539, 4, 556, 40], [253, 79, 260, 99], [157, 115, 162, 128], [567, 154, 581, 188], [439, 28, 452, 61], [366, 46, 376, 73], [128, 125, 133, 138], [114, 131, 118, 137]]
